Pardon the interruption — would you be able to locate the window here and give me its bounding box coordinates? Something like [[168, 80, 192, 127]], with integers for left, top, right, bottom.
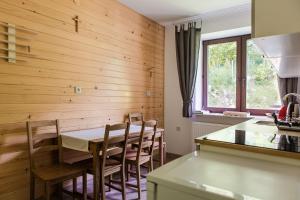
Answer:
[[246, 40, 281, 110], [202, 35, 281, 115]]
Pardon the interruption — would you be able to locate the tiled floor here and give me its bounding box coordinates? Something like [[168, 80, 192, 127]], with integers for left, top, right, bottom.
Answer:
[[60, 153, 180, 200]]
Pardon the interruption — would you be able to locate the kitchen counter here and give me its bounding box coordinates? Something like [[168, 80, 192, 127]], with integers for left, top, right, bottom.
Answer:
[[147, 119, 300, 200], [147, 150, 300, 200], [195, 118, 300, 160]]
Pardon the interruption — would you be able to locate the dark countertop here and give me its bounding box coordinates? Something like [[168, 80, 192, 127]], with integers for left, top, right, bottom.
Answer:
[[195, 119, 300, 159]]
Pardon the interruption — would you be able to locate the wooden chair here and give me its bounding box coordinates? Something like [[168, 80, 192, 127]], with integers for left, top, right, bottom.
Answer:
[[26, 120, 87, 200], [128, 112, 144, 125], [125, 120, 157, 199], [87, 123, 130, 200], [129, 112, 166, 166]]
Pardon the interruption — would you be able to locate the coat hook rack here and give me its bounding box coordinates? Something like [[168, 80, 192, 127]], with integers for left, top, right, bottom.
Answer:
[[147, 67, 155, 78], [7, 23, 16, 63], [0, 21, 37, 63]]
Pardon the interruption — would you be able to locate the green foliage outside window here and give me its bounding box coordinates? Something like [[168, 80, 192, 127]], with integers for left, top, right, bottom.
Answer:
[[207, 42, 237, 108], [246, 40, 281, 109], [206, 39, 280, 109]]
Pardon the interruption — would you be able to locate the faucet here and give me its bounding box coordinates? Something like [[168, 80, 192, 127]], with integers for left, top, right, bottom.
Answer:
[[283, 93, 300, 102], [283, 93, 300, 121]]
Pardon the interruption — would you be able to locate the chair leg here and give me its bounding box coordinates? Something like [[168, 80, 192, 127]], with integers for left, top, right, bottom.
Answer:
[[163, 144, 167, 165], [58, 182, 63, 200], [148, 159, 151, 173], [82, 173, 87, 200], [121, 166, 126, 200], [136, 164, 141, 200], [45, 182, 51, 200], [108, 175, 112, 192], [149, 158, 154, 172], [130, 164, 134, 177], [126, 164, 130, 181], [73, 177, 77, 200], [30, 173, 35, 200], [100, 173, 106, 200]]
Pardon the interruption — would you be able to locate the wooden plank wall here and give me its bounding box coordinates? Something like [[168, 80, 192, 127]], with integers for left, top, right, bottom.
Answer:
[[0, 0, 165, 199]]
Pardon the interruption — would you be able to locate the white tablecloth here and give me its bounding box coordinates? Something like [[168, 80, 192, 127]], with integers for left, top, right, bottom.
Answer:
[[61, 125, 150, 152]]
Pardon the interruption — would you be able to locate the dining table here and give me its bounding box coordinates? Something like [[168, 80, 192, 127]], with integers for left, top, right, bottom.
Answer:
[[60, 124, 165, 200]]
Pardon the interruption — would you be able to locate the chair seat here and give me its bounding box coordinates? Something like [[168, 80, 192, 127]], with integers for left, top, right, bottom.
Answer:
[[32, 164, 85, 182], [64, 153, 93, 165], [153, 141, 167, 149], [106, 147, 123, 157], [125, 150, 151, 164], [132, 141, 166, 149], [104, 159, 122, 176], [86, 158, 122, 176]]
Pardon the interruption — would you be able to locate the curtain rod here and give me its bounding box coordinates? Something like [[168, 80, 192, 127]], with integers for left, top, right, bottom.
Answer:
[[173, 19, 203, 29], [172, 15, 203, 26], [169, 3, 250, 26]]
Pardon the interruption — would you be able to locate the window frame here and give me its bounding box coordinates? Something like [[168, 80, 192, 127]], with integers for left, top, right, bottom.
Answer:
[[202, 34, 279, 115]]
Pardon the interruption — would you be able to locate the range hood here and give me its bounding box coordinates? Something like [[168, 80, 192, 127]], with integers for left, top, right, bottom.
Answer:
[[253, 32, 300, 78]]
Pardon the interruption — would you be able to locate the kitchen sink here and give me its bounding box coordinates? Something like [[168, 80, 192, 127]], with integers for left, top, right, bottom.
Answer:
[[255, 121, 275, 126]]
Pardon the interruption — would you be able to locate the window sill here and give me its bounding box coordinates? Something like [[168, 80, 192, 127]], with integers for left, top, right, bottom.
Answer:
[[191, 112, 271, 125]]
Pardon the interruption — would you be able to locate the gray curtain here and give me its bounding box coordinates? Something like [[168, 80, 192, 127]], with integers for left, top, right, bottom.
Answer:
[[278, 77, 299, 104], [175, 22, 201, 117]]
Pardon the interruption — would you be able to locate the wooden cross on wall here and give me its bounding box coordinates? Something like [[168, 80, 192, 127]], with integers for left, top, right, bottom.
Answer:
[[72, 15, 80, 33]]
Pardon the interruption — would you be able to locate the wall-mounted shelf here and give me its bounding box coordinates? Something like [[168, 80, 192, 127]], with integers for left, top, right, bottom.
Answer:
[[0, 39, 29, 48], [0, 21, 37, 35], [0, 31, 30, 41], [0, 47, 35, 57], [0, 22, 37, 63], [0, 56, 26, 62], [0, 47, 12, 53]]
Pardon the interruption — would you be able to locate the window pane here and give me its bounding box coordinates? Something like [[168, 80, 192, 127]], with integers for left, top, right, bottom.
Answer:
[[207, 42, 237, 108], [246, 40, 281, 109]]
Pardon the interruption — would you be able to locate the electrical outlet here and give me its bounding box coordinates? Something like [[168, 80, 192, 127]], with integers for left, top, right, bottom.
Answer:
[[145, 90, 151, 97], [74, 86, 82, 94]]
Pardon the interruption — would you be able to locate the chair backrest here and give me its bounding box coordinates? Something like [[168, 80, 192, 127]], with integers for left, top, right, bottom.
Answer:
[[101, 123, 130, 168], [128, 112, 144, 125], [26, 120, 62, 170], [136, 120, 157, 160]]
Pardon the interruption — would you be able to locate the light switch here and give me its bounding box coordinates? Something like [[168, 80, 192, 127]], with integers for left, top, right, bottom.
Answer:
[[74, 86, 82, 94]]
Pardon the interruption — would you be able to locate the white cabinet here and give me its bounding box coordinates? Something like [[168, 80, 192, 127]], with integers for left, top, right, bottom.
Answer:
[[252, 0, 300, 78], [147, 183, 209, 200], [252, 0, 300, 38], [147, 151, 300, 200], [147, 181, 156, 200]]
